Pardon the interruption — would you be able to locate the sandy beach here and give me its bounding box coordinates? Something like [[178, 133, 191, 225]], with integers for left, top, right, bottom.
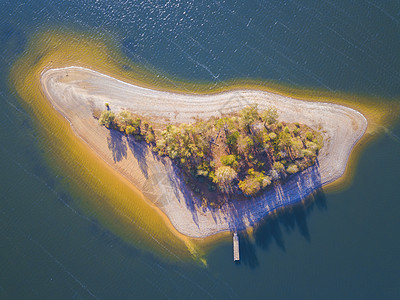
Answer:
[[40, 66, 367, 238]]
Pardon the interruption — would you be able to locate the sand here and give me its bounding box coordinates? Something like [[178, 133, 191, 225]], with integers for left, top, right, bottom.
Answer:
[[40, 66, 367, 238]]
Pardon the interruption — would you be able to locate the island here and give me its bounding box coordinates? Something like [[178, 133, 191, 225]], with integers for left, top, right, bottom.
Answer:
[[41, 66, 367, 238]]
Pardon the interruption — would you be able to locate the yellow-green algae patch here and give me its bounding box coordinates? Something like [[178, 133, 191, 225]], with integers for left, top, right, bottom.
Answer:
[[10, 29, 400, 261]]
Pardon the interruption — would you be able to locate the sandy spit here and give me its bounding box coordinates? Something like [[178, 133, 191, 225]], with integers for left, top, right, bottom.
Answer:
[[40, 66, 367, 238]]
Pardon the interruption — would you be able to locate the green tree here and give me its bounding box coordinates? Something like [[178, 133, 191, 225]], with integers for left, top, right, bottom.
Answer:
[[239, 104, 259, 131], [220, 155, 238, 169], [305, 131, 314, 141], [145, 130, 155, 144], [278, 130, 292, 152], [226, 131, 240, 150], [132, 118, 142, 135], [261, 106, 278, 128], [118, 110, 133, 126], [99, 111, 115, 128], [268, 132, 277, 140], [125, 125, 138, 135]]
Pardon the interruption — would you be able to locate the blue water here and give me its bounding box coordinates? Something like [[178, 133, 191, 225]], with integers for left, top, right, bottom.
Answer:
[[1, 1, 399, 299]]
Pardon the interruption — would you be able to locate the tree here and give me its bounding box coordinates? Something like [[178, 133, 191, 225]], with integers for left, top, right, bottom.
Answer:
[[126, 125, 139, 135], [278, 130, 292, 151], [269, 169, 280, 181], [214, 166, 237, 193], [269, 132, 277, 140], [145, 130, 156, 144], [240, 104, 259, 131], [273, 161, 285, 172], [286, 164, 299, 174], [220, 155, 238, 169], [239, 177, 261, 196], [305, 131, 314, 141], [239, 169, 271, 196], [226, 131, 240, 151], [132, 118, 142, 135], [291, 138, 304, 158], [261, 106, 278, 128], [262, 176, 271, 187], [118, 110, 133, 125], [237, 134, 248, 155], [99, 111, 115, 128], [305, 141, 319, 153]]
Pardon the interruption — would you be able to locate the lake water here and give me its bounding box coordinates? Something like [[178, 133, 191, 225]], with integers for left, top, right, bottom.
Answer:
[[1, 1, 399, 299]]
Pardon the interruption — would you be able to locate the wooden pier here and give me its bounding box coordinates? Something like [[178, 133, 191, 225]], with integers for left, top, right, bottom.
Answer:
[[233, 232, 240, 261]]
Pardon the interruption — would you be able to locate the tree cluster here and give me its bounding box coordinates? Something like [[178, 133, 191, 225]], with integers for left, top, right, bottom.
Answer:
[[99, 109, 155, 144], [98, 104, 323, 205]]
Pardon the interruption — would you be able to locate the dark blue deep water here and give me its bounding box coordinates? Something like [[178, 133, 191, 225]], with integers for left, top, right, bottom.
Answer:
[[1, 1, 399, 299]]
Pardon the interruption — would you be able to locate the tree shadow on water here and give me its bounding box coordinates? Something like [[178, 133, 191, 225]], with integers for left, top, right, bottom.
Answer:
[[313, 188, 328, 211], [107, 130, 127, 162], [254, 212, 287, 252], [239, 188, 328, 268], [236, 231, 259, 268]]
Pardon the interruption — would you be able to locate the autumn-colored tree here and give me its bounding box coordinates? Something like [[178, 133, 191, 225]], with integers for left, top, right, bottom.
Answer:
[[286, 164, 299, 174], [99, 111, 115, 128], [239, 169, 271, 196], [214, 166, 237, 193], [239, 177, 261, 196]]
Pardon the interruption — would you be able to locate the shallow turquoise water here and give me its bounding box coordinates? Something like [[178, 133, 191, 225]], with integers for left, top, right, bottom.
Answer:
[[1, 1, 399, 299]]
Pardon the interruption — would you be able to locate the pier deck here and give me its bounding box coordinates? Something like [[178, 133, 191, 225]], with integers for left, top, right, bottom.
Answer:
[[233, 232, 239, 261]]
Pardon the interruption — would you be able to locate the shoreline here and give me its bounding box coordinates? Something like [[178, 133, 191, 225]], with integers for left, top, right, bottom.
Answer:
[[40, 66, 368, 238]]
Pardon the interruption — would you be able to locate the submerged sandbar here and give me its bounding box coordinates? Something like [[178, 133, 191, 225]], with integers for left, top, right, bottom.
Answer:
[[41, 66, 367, 238]]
